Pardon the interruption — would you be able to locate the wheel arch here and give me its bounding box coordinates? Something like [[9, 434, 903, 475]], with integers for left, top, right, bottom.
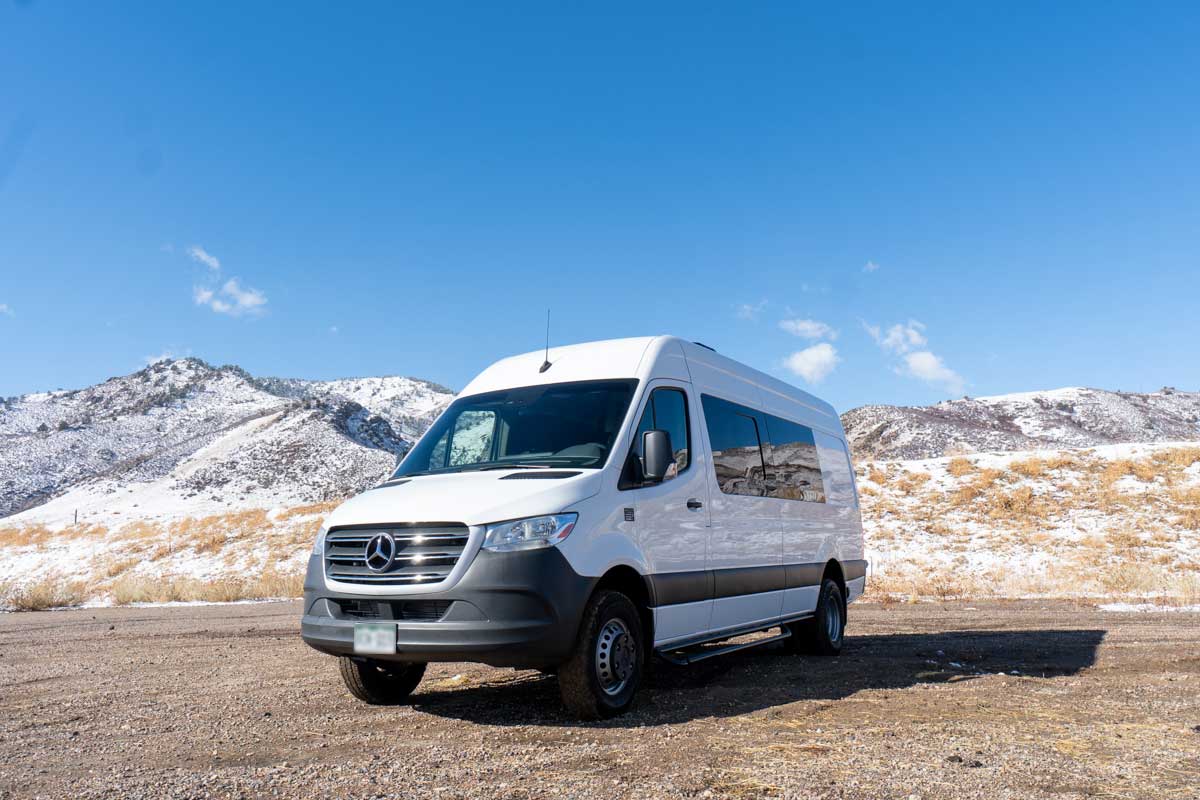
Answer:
[[593, 564, 654, 658], [822, 558, 847, 601]]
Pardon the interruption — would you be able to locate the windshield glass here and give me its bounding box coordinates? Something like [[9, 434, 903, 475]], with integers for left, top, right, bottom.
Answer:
[[393, 379, 638, 476]]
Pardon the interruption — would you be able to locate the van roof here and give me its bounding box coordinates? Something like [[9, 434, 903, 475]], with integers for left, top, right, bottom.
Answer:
[[459, 335, 842, 432]]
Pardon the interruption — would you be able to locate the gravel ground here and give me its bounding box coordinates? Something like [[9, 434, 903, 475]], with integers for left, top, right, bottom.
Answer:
[[1, 600, 1198, 799]]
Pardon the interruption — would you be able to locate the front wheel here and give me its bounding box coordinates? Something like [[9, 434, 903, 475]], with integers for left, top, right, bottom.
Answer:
[[338, 657, 426, 705], [784, 578, 845, 656], [558, 590, 644, 719]]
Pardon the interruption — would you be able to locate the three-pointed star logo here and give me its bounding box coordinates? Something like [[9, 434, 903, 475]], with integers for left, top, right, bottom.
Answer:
[[364, 532, 396, 572]]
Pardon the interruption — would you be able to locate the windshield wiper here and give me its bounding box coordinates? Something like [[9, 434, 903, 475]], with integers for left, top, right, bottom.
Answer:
[[473, 463, 554, 471]]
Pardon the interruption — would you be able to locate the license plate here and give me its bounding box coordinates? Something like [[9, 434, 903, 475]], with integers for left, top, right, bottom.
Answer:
[[353, 623, 397, 655]]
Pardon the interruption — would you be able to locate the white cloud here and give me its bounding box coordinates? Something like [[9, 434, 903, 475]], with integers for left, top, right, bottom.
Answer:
[[864, 318, 966, 396], [783, 343, 840, 384], [221, 278, 266, 311], [194, 279, 267, 317], [736, 300, 768, 321], [863, 260, 880, 273], [865, 319, 927, 354], [0, 303, 11, 316], [902, 351, 965, 395], [779, 318, 837, 340], [187, 245, 221, 271]]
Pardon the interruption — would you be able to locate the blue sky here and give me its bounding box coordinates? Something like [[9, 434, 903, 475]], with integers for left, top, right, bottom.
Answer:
[[2, 2, 1198, 412]]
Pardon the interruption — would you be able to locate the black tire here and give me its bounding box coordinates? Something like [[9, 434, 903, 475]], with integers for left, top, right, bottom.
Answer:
[[338, 657, 426, 705], [783, 578, 845, 656], [558, 590, 644, 720]]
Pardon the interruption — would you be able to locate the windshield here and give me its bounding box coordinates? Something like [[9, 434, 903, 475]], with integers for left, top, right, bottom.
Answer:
[[394, 379, 638, 476]]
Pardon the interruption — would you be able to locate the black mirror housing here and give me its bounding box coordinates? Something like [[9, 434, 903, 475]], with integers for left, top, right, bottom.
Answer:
[[642, 429, 675, 483]]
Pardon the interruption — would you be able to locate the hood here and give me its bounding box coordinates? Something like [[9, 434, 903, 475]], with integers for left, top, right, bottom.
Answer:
[[323, 469, 606, 529]]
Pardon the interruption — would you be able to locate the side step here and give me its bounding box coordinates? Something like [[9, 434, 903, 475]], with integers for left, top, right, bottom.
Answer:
[[656, 627, 793, 666]]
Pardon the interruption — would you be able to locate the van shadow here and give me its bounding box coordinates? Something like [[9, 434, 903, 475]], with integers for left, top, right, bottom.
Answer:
[[409, 628, 1106, 728]]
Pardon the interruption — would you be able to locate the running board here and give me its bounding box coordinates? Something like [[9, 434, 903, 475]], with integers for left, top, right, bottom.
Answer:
[[656, 627, 793, 666]]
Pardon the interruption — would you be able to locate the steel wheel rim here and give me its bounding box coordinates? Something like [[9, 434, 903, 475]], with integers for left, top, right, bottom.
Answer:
[[824, 590, 843, 643], [595, 618, 636, 696]]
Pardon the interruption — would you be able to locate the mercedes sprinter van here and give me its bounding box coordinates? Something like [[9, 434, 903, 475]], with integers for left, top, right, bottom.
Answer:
[[301, 336, 866, 718]]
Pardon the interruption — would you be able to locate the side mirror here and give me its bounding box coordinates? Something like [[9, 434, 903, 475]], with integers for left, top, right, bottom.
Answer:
[[642, 429, 676, 483]]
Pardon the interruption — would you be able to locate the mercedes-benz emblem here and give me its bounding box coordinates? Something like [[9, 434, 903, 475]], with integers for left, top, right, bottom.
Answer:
[[364, 532, 396, 572]]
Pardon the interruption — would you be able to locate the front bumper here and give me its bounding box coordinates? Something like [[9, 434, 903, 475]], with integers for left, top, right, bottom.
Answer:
[[300, 546, 595, 669]]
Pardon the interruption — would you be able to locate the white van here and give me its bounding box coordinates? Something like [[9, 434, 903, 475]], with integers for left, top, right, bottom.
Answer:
[[301, 336, 866, 718]]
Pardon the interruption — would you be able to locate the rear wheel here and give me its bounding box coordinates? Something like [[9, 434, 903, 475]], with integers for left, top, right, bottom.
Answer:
[[558, 590, 644, 719], [338, 657, 426, 705], [783, 578, 845, 656]]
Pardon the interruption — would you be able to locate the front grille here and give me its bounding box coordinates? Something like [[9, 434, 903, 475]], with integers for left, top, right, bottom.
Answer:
[[333, 599, 453, 621], [323, 524, 470, 586]]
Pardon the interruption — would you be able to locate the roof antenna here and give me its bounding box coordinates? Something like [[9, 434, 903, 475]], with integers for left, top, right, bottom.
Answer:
[[538, 308, 552, 373]]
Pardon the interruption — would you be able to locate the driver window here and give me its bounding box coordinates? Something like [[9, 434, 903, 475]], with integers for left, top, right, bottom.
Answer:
[[630, 388, 691, 479]]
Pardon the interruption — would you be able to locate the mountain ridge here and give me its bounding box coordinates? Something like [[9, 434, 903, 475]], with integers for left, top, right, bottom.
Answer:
[[0, 358, 457, 520], [842, 385, 1200, 460]]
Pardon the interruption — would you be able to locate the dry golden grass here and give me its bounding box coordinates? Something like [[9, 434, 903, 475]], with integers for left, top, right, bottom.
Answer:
[[1101, 458, 1158, 487], [1, 576, 88, 611], [982, 485, 1042, 520], [950, 467, 1002, 505], [892, 470, 931, 495], [1105, 529, 1145, 551], [0, 523, 56, 547], [946, 457, 974, 477], [0, 522, 111, 548], [1150, 446, 1200, 470], [866, 464, 888, 486], [1010, 457, 1047, 479], [101, 556, 141, 579], [109, 570, 304, 605], [275, 501, 339, 521]]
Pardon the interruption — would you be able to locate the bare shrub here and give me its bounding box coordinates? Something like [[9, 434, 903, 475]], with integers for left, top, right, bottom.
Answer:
[[946, 458, 974, 478]]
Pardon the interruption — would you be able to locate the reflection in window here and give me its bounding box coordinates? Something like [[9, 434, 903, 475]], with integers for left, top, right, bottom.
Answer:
[[765, 416, 825, 502], [701, 395, 767, 496], [626, 388, 691, 485], [814, 430, 856, 506]]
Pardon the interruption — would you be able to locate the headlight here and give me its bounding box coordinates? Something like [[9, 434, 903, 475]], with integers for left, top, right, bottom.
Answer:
[[483, 514, 577, 552], [311, 524, 328, 555]]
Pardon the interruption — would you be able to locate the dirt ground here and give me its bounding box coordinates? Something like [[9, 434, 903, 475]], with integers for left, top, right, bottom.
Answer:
[[1, 601, 1197, 800]]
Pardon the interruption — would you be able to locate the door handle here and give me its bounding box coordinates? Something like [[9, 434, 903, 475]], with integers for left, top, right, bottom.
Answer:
[[686, 498, 703, 510]]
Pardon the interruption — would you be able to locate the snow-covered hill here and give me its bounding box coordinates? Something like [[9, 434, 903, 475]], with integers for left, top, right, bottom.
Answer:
[[0, 359, 455, 524], [842, 386, 1200, 460]]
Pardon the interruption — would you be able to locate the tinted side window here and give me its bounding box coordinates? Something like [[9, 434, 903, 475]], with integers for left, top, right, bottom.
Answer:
[[701, 395, 767, 496], [626, 388, 691, 483], [814, 430, 856, 506], [765, 415, 825, 502]]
